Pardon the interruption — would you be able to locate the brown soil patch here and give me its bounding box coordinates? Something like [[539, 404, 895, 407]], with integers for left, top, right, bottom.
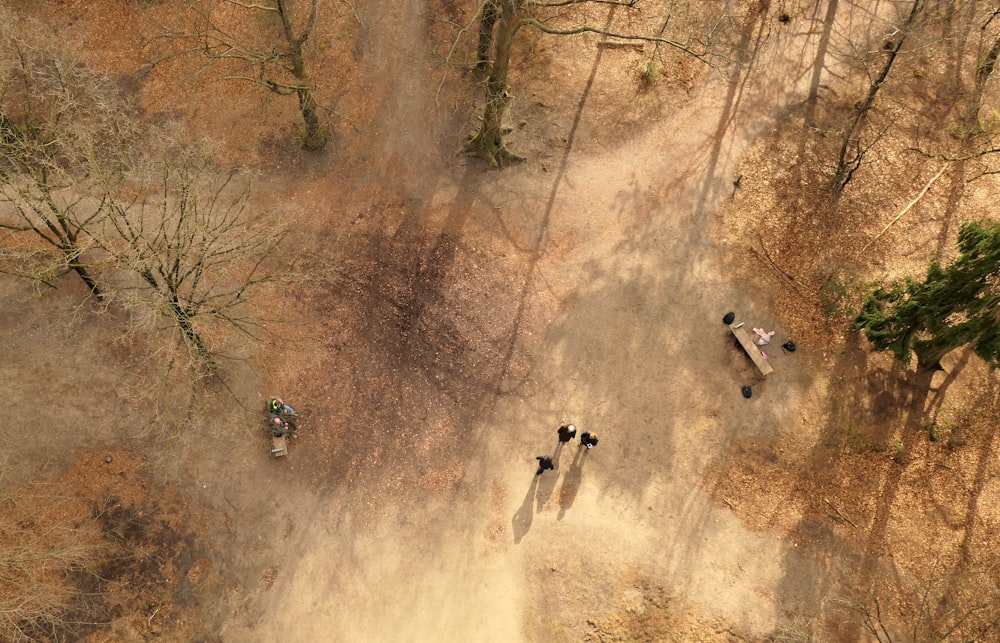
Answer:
[[1, 448, 214, 642]]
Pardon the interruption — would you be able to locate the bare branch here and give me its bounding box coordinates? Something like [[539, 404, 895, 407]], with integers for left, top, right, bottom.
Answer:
[[152, 0, 327, 148], [100, 146, 294, 371], [519, 18, 713, 64], [530, 0, 638, 6], [221, 0, 279, 11], [0, 7, 137, 298]]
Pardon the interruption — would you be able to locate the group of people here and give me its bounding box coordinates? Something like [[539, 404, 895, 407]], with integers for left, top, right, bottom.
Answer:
[[268, 397, 297, 438], [266, 398, 595, 472], [535, 423, 598, 475]]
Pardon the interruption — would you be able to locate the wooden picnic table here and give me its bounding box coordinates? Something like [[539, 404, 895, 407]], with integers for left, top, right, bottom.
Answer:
[[729, 322, 773, 376]]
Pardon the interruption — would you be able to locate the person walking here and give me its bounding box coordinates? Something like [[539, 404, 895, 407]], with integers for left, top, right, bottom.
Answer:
[[557, 424, 577, 442], [580, 432, 599, 449], [535, 455, 554, 475]]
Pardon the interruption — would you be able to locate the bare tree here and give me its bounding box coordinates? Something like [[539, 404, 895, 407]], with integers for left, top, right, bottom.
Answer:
[[467, 0, 727, 166], [966, 7, 1000, 129], [831, 0, 924, 196], [0, 488, 104, 643], [161, 0, 327, 150], [0, 8, 137, 298], [476, 0, 501, 74], [102, 149, 288, 371], [889, 4, 1000, 182], [467, 0, 526, 166], [841, 558, 1000, 642], [943, 6, 1000, 179]]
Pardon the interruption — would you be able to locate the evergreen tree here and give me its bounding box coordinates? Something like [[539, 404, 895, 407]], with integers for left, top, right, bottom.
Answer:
[[854, 221, 1000, 370]]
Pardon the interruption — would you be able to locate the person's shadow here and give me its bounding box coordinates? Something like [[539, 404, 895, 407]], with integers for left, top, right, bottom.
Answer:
[[512, 473, 539, 544], [535, 442, 564, 512], [558, 444, 587, 521]]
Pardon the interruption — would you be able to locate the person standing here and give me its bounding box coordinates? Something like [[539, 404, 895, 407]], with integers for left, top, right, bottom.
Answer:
[[557, 424, 577, 442], [580, 432, 599, 449], [535, 455, 554, 475]]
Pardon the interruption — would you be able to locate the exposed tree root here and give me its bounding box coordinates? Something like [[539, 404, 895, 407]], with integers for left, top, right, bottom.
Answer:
[[464, 135, 525, 167]]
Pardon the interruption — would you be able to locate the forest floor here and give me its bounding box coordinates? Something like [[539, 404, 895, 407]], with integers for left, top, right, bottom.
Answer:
[[5, 1, 1000, 641]]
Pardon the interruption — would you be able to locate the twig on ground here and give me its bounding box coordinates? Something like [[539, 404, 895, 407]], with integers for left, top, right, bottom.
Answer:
[[824, 498, 858, 528], [858, 164, 947, 255], [752, 236, 809, 292]]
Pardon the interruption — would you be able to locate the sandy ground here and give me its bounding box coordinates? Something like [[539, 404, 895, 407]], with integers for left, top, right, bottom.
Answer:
[[208, 2, 832, 641], [10, 1, 998, 641]]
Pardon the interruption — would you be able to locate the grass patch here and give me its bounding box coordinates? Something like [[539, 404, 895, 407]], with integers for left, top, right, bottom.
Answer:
[[639, 61, 658, 88]]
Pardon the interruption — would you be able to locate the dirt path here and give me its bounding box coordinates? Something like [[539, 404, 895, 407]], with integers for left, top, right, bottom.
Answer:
[[214, 3, 849, 641], [0, 1, 881, 640]]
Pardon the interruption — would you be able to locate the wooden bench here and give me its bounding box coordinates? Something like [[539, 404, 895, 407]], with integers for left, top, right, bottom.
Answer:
[[730, 322, 773, 376], [271, 434, 288, 457]]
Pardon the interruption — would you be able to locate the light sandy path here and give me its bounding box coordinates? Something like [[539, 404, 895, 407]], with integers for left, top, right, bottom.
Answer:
[[229, 2, 843, 641]]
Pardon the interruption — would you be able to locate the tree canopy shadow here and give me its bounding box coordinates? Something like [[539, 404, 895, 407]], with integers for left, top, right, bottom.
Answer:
[[764, 326, 993, 637]]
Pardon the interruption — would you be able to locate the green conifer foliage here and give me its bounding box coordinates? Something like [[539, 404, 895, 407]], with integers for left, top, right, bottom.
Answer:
[[854, 221, 1000, 370]]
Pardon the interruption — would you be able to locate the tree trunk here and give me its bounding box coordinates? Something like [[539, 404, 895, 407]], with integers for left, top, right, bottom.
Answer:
[[294, 72, 326, 150], [966, 33, 1000, 132], [832, 0, 923, 196], [69, 260, 103, 300], [916, 348, 947, 372], [139, 267, 212, 368], [55, 227, 103, 299], [170, 299, 213, 368], [0, 109, 21, 145], [466, 0, 524, 167], [278, 0, 326, 150], [476, 0, 499, 73]]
